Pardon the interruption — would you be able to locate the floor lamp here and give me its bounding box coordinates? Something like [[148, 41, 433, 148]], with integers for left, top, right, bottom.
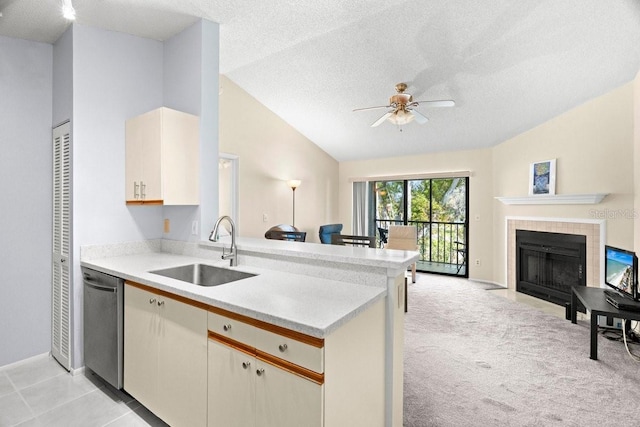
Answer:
[[287, 180, 301, 227]]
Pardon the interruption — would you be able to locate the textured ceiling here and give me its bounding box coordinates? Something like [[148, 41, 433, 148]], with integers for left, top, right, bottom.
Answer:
[[2, 0, 640, 161]]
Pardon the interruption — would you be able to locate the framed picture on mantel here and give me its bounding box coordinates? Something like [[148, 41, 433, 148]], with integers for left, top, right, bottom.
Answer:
[[529, 159, 556, 195]]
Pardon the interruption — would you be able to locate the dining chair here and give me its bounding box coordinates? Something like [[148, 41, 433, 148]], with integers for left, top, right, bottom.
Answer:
[[377, 227, 388, 248], [330, 234, 375, 248], [385, 225, 418, 283], [455, 241, 466, 274], [264, 224, 307, 242], [318, 224, 343, 244]]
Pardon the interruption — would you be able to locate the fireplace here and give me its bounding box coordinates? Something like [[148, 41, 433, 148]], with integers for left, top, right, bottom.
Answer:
[[516, 230, 586, 308]]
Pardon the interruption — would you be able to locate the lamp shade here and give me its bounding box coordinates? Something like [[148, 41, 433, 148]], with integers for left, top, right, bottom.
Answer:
[[287, 179, 301, 190], [388, 109, 414, 125]]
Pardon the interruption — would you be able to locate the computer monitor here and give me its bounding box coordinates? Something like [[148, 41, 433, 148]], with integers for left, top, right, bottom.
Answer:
[[604, 245, 638, 301]]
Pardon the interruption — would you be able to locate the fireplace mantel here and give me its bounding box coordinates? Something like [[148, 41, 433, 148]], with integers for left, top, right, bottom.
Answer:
[[496, 193, 607, 205]]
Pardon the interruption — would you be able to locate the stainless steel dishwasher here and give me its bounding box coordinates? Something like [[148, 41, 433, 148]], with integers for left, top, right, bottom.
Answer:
[[82, 267, 124, 389]]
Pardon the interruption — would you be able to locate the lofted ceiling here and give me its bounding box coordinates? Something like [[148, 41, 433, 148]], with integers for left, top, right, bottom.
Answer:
[[2, 0, 640, 161]]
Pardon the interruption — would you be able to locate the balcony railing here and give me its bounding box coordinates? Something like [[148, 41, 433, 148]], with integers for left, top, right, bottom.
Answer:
[[376, 219, 467, 268]]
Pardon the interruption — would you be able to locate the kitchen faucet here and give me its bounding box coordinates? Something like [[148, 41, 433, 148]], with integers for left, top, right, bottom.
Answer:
[[209, 215, 238, 267]]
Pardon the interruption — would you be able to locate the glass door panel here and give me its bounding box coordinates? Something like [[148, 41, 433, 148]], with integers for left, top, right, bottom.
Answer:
[[375, 181, 404, 225], [373, 177, 468, 277]]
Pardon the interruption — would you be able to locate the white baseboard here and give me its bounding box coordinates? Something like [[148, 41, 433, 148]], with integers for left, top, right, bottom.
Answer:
[[472, 279, 505, 288], [0, 352, 51, 370]]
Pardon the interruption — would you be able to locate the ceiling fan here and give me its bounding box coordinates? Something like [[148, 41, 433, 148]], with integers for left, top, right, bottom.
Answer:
[[353, 83, 455, 127]]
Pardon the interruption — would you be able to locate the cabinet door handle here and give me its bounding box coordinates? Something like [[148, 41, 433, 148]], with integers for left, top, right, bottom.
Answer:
[[242, 362, 251, 369], [157, 300, 165, 306], [256, 368, 264, 376], [223, 324, 232, 331], [140, 181, 146, 199], [134, 181, 139, 199], [149, 298, 156, 305], [278, 344, 288, 353]]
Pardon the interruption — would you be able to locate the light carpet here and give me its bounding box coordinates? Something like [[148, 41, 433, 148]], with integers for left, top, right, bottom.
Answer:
[[403, 274, 640, 427]]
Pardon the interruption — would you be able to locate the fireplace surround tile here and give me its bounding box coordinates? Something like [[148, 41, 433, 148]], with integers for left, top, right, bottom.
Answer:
[[507, 218, 603, 290]]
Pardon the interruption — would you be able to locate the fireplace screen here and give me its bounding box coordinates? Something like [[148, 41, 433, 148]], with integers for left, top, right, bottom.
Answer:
[[516, 230, 586, 308]]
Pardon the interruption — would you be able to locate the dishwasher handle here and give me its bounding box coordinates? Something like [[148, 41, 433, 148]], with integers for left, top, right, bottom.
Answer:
[[84, 280, 118, 293]]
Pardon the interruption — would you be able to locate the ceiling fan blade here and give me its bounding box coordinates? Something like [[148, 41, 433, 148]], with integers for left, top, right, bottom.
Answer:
[[412, 100, 455, 108], [409, 109, 429, 124], [371, 112, 393, 127], [353, 105, 392, 112]]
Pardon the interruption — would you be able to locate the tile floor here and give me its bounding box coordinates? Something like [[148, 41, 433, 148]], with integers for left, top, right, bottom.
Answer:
[[0, 355, 167, 427], [0, 280, 588, 427]]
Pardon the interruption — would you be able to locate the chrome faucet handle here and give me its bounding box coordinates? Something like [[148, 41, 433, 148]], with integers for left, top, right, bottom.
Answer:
[[210, 215, 238, 267]]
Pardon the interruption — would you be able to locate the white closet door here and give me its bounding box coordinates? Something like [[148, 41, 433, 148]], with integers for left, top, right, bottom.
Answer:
[[52, 122, 72, 370]]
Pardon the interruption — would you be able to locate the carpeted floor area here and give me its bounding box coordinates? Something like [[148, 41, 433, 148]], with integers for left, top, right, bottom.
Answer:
[[403, 274, 640, 427]]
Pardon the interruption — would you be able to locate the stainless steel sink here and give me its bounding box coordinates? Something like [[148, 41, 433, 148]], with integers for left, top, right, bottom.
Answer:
[[149, 264, 256, 286]]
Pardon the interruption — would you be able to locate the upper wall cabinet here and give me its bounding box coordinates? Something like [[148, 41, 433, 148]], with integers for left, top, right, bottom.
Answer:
[[125, 107, 200, 205]]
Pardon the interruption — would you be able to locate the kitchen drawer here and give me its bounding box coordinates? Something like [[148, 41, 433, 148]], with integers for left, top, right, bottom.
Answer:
[[254, 327, 323, 374], [208, 312, 255, 346]]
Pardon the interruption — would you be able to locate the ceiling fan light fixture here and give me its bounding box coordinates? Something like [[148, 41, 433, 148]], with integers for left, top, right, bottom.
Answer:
[[388, 109, 414, 126], [62, 0, 76, 21]]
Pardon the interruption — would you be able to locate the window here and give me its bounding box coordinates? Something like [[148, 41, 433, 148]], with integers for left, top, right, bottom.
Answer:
[[373, 177, 468, 277]]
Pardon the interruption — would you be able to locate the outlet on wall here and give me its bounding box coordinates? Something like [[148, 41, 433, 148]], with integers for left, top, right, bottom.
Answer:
[[191, 221, 198, 235], [263, 213, 268, 222], [475, 259, 481, 266]]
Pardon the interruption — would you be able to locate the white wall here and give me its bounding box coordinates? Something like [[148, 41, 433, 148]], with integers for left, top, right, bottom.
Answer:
[[492, 83, 635, 286], [218, 75, 339, 242], [0, 36, 53, 366], [0, 21, 222, 370], [64, 20, 219, 369], [71, 24, 165, 368], [162, 20, 220, 242], [634, 71, 640, 252]]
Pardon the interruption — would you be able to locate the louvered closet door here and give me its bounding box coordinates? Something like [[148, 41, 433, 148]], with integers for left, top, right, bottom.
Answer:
[[52, 122, 72, 370]]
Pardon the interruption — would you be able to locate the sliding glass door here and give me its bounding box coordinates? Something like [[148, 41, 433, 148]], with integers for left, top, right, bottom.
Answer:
[[373, 177, 468, 277]]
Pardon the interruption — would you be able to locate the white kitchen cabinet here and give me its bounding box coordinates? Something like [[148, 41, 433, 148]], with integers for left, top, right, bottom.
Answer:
[[208, 339, 322, 427], [208, 340, 256, 427], [207, 299, 385, 427], [125, 107, 199, 205], [124, 282, 207, 427], [255, 357, 323, 427]]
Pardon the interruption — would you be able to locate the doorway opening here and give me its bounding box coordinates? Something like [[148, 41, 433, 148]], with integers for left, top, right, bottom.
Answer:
[[371, 177, 469, 277]]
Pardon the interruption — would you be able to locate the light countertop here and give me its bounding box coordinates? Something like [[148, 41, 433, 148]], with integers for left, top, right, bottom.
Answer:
[[220, 236, 420, 269], [81, 252, 387, 338]]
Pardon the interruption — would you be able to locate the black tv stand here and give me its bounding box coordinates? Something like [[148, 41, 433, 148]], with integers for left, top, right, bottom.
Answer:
[[570, 286, 640, 360]]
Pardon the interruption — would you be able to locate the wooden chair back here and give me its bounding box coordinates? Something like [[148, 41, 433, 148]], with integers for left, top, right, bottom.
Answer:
[[331, 234, 375, 248], [385, 225, 418, 283]]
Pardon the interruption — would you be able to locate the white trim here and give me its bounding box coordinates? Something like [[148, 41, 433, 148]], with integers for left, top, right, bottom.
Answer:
[[70, 366, 86, 376], [504, 215, 605, 225], [472, 279, 506, 289], [219, 153, 239, 233], [0, 352, 51, 370], [349, 170, 471, 183], [504, 216, 606, 288], [496, 193, 607, 205]]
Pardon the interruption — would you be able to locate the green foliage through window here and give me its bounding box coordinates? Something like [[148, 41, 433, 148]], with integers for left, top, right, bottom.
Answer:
[[374, 177, 468, 268]]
